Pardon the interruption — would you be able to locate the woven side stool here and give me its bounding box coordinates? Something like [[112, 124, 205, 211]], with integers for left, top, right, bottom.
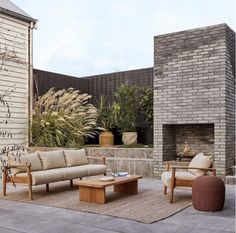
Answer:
[[192, 175, 225, 211]]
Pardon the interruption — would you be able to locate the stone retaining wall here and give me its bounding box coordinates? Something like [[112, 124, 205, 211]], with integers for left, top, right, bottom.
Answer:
[[85, 147, 154, 177]]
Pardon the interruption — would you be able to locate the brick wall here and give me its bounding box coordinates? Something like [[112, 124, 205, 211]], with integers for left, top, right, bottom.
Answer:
[[153, 24, 235, 178], [175, 124, 214, 157], [162, 125, 176, 161], [225, 25, 235, 173], [162, 124, 214, 161]]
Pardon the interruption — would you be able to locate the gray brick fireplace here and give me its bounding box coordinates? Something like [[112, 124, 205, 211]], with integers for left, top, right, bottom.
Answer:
[[153, 24, 235, 178]]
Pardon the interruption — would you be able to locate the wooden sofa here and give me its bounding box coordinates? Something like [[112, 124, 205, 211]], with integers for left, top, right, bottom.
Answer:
[[2, 149, 106, 200]]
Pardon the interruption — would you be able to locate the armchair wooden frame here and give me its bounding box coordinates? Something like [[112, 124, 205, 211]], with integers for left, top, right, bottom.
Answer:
[[2, 156, 106, 200], [163, 164, 216, 203]]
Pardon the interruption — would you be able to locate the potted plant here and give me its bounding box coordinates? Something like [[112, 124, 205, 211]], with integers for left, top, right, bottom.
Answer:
[[97, 95, 114, 147], [114, 83, 138, 145]]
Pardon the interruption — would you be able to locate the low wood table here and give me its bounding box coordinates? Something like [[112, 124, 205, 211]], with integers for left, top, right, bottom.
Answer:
[[74, 175, 142, 204]]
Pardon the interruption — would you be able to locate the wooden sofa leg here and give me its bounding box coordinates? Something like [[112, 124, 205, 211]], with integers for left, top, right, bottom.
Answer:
[[70, 180, 73, 188], [46, 183, 49, 192], [163, 185, 167, 195], [27, 166, 33, 200]]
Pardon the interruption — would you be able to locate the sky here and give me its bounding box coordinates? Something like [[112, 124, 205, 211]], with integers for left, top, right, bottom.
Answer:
[[11, 0, 236, 78]]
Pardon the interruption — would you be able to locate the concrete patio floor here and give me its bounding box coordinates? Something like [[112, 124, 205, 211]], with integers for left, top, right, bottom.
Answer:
[[0, 178, 235, 233]]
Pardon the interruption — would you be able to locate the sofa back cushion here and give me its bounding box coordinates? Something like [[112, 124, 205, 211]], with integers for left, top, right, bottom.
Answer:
[[188, 152, 213, 176], [8, 152, 42, 175], [63, 149, 88, 167], [38, 150, 66, 170]]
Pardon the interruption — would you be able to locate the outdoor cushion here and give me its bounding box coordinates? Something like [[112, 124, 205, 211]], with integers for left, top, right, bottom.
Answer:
[[38, 150, 66, 170], [161, 171, 197, 187], [15, 169, 65, 185], [14, 165, 105, 185], [82, 164, 107, 176], [8, 152, 42, 175], [59, 166, 87, 180], [63, 149, 88, 167], [188, 152, 213, 176]]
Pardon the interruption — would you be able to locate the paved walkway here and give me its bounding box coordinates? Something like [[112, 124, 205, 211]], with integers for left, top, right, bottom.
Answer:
[[0, 179, 235, 233]]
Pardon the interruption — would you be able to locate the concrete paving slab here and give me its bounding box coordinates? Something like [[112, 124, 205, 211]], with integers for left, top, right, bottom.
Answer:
[[162, 212, 234, 230], [175, 224, 235, 233], [0, 227, 21, 233], [0, 179, 234, 233]]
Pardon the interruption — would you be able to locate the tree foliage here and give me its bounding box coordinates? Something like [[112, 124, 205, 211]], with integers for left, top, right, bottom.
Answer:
[[139, 87, 153, 126], [114, 83, 138, 132]]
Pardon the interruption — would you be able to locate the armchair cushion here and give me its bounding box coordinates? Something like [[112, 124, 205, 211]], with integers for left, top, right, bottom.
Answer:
[[63, 149, 88, 167], [161, 171, 196, 187], [188, 152, 213, 176]]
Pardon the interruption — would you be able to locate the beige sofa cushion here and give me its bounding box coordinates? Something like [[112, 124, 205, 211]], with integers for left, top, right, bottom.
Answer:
[[59, 166, 87, 180], [188, 152, 213, 176], [9, 152, 42, 175], [63, 149, 88, 167], [82, 164, 107, 176], [161, 171, 197, 187], [15, 169, 65, 185], [38, 150, 66, 170]]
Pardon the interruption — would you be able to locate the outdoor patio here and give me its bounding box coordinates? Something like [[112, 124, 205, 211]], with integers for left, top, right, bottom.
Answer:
[[0, 178, 235, 233], [0, 1, 235, 233]]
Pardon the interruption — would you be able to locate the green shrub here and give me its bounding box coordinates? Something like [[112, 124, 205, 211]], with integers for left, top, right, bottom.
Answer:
[[96, 95, 113, 132], [139, 87, 153, 126], [114, 83, 138, 132]]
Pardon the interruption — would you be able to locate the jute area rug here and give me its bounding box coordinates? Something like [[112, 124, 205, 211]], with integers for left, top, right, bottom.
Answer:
[[0, 181, 192, 224]]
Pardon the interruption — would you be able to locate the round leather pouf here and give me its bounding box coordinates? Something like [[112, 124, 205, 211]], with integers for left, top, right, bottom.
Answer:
[[192, 176, 225, 212]]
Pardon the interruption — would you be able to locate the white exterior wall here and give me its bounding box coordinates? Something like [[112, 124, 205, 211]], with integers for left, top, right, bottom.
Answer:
[[0, 13, 32, 150]]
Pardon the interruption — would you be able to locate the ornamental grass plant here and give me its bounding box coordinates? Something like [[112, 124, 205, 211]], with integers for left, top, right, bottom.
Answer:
[[32, 88, 98, 147]]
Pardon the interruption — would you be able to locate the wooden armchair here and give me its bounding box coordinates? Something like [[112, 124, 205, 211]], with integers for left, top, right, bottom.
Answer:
[[161, 153, 216, 203]]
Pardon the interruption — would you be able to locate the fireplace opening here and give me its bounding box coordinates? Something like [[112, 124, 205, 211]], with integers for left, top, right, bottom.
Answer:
[[163, 124, 214, 161]]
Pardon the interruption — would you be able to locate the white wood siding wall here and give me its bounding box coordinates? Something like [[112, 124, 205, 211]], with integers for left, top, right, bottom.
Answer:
[[0, 13, 30, 149]]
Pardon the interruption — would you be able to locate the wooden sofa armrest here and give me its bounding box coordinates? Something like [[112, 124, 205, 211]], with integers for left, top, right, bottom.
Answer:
[[170, 166, 216, 175], [87, 156, 106, 165], [3, 165, 32, 180], [2, 164, 33, 199], [4, 165, 31, 169]]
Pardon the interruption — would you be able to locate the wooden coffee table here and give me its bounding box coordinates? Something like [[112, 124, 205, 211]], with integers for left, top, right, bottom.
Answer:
[[74, 175, 142, 204]]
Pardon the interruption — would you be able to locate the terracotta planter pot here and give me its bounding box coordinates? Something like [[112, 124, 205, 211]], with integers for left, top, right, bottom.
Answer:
[[99, 132, 114, 147], [122, 132, 137, 145]]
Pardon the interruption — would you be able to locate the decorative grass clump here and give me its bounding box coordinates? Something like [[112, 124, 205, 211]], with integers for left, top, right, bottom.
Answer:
[[32, 88, 98, 147]]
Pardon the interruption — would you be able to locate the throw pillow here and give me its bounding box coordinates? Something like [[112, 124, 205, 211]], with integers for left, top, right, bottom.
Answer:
[[63, 149, 88, 167], [188, 152, 213, 176]]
